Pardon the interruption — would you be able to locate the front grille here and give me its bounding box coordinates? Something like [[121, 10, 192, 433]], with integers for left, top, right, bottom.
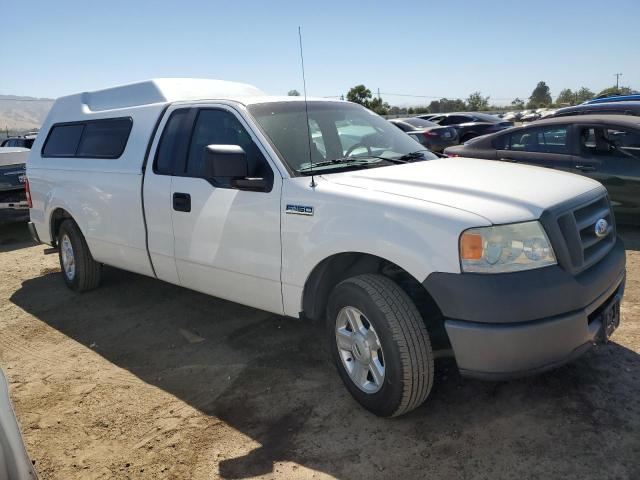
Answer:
[[555, 194, 615, 273]]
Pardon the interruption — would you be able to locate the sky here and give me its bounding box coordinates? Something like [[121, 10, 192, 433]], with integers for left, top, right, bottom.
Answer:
[[2, 0, 639, 106]]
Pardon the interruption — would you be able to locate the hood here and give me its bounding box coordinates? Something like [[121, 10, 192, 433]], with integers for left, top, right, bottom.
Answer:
[[322, 158, 603, 224]]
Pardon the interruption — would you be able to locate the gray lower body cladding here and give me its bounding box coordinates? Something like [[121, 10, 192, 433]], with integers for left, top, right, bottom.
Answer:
[[424, 237, 626, 379]]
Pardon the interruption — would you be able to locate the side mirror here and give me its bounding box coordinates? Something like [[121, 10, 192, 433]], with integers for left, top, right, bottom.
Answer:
[[203, 144, 248, 178], [202, 144, 268, 192]]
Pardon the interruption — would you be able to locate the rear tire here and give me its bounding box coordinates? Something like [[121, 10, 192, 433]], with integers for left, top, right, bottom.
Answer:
[[58, 219, 102, 292], [327, 274, 434, 417]]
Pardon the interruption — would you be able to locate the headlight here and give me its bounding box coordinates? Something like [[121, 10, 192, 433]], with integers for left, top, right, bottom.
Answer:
[[459, 221, 556, 273]]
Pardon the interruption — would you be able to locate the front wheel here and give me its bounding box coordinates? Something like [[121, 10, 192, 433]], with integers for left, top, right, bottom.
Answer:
[[327, 274, 434, 417]]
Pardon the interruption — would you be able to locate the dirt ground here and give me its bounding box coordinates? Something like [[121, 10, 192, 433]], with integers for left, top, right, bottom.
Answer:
[[1, 221, 639, 480]]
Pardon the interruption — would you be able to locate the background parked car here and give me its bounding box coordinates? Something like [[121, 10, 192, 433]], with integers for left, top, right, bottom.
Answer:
[[0, 132, 37, 149], [550, 101, 640, 119], [417, 112, 513, 143], [502, 111, 523, 122], [444, 114, 640, 223], [584, 93, 640, 105], [388, 117, 458, 152], [414, 113, 438, 121], [0, 147, 29, 222]]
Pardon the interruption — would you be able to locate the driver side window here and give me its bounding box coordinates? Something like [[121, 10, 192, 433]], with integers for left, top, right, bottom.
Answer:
[[186, 109, 273, 187]]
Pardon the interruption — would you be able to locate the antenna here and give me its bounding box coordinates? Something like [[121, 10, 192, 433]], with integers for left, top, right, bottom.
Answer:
[[298, 26, 316, 188]]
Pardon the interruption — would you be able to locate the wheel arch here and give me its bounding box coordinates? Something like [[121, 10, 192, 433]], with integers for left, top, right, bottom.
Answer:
[[49, 207, 74, 247], [302, 251, 449, 350]]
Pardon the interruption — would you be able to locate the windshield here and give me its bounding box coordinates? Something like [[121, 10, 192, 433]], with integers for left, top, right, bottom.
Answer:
[[247, 101, 437, 175]]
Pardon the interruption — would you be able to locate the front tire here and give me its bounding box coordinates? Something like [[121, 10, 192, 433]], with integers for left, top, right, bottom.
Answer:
[[58, 219, 102, 292], [327, 274, 434, 417]]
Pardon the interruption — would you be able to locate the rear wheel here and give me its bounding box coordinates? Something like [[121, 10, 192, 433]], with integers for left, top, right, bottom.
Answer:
[[327, 274, 434, 417], [58, 219, 102, 292]]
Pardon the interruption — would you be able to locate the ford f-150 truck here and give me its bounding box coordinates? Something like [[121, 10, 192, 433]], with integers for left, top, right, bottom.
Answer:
[[26, 79, 625, 417]]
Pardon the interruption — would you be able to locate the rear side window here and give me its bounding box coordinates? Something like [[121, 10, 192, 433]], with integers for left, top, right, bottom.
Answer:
[[506, 126, 569, 154], [42, 124, 84, 157], [76, 119, 132, 158], [42, 118, 132, 158]]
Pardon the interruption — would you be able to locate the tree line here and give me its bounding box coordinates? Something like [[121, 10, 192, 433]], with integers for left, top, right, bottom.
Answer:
[[287, 82, 638, 115]]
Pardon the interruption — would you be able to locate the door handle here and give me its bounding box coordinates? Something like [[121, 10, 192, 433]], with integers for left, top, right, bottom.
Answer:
[[500, 157, 518, 162], [173, 192, 191, 212], [575, 164, 596, 172]]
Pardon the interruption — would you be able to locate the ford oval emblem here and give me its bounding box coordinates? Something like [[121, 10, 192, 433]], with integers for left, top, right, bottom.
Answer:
[[594, 219, 608, 237]]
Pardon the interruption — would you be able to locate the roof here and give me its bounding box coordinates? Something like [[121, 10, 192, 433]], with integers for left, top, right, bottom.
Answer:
[[584, 94, 640, 105], [532, 114, 640, 127], [555, 101, 640, 114], [56, 78, 267, 112]]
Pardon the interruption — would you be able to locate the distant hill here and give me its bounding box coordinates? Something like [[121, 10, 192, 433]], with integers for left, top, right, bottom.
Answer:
[[0, 95, 54, 133]]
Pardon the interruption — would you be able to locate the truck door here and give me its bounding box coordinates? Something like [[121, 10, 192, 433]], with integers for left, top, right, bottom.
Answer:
[[142, 106, 192, 285], [496, 124, 575, 172], [170, 106, 283, 314]]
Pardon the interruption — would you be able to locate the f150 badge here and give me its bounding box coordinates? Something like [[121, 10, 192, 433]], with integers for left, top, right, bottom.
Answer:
[[286, 204, 314, 216]]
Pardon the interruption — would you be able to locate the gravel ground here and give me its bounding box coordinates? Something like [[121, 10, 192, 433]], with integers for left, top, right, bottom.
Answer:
[[0, 221, 639, 480]]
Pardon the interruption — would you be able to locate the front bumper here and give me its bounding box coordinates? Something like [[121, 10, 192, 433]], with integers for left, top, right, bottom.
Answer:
[[424, 237, 626, 380]]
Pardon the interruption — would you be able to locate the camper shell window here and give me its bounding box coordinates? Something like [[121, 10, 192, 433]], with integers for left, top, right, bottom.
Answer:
[[42, 117, 133, 159]]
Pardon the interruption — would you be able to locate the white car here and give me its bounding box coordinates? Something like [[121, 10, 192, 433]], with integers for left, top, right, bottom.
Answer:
[[26, 79, 625, 417]]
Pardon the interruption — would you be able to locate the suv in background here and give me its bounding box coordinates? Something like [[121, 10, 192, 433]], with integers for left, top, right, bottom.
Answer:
[[550, 101, 640, 119], [583, 94, 640, 105]]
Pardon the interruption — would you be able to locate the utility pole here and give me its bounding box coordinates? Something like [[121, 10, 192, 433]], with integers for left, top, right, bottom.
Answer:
[[377, 88, 381, 101], [614, 73, 623, 91]]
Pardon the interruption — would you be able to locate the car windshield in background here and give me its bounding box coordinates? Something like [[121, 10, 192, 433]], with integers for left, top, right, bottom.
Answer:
[[403, 118, 438, 128], [247, 101, 436, 175]]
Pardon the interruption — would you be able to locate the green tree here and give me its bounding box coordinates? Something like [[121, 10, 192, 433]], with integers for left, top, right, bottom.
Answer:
[[407, 107, 415, 114], [575, 87, 594, 103], [466, 91, 490, 111], [595, 86, 637, 98], [556, 88, 575, 105], [511, 97, 525, 109], [346, 85, 372, 106], [368, 97, 390, 115], [527, 81, 552, 108], [287, 89, 300, 96]]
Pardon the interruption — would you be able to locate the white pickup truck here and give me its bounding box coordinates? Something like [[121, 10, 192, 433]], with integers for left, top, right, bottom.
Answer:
[[27, 79, 625, 417]]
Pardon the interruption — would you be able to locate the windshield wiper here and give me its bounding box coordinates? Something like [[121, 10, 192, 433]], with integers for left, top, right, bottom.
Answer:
[[297, 155, 405, 172], [393, 150, 430, 162]]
